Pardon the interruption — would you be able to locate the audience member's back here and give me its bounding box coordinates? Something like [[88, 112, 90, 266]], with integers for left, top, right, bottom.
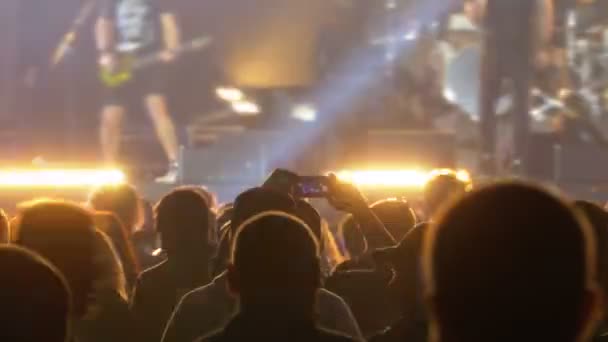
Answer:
[[0, 245, 71, 342], [199, 211, 356, 342], [132, 189, 214, 342], [161, 188, 362, 342], [16, 200, 97, 318], [423, 183, 601, 342], [574, 200, 608, 341], [370, 199, 416, 243], [15, 200, 133, 342]]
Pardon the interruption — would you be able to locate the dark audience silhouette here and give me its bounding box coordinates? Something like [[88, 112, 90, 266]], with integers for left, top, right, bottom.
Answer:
[[15, 200, 134, 342], [0, 164, 605, 342], [162, 187, 362, 342], [132, 188, 215, 342], [197, 211, 357, 342], [423, 183, 601, 342], [0, 245, 72, 342]]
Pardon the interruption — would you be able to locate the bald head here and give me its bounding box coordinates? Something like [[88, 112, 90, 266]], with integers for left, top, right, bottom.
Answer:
[[423, 183, 598, 341]]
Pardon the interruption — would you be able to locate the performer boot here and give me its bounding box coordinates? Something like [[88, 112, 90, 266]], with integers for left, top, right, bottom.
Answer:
[[155, 160, 180, 184]]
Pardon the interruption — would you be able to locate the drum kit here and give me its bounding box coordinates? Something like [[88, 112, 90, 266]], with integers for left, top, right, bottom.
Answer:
[[441, 6, 608, 142]]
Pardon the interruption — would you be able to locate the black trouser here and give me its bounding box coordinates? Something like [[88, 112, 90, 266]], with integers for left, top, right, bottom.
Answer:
[[480, 38, 534, 172]]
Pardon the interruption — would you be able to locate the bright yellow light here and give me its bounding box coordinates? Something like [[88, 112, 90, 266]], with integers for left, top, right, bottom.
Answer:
[[0, 169, 126, 188], [216, 87, 245, 102], [334, 169, 471, 188]]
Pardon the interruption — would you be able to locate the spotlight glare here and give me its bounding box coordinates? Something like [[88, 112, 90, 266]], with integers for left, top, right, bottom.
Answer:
[[292, 104, 317, 122], [216, 87, 245, 102], [333, 168, 471, 188], [231, 100, 261, 115], [0, 168, 126, 188]]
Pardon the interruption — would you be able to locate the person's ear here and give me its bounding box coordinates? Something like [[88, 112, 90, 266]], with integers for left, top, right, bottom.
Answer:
[[226, 263, 240, 296], [578, 284, 603, 342]]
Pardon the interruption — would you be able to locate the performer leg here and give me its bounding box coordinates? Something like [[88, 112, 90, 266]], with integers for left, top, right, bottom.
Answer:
[[479, 46, 501, 174], [100, 104, 125, 164], [511, 60, 532, 173], [144, 93, 179, 163]]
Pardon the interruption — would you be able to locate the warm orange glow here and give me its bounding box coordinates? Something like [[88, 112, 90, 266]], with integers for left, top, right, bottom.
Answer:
[[334, 168, 471, 188], [0, 169, 126, 188]]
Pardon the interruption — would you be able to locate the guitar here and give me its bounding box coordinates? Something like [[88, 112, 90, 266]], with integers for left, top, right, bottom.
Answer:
[[99, 36, 213, 88]]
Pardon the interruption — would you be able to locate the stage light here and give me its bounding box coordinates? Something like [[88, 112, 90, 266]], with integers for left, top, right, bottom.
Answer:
[[334, 168, 471, 188], [0, 169, 126, 188], [216, 87, 245, 103], [231, 100, 261, 115], [292, 104, 317, 122]]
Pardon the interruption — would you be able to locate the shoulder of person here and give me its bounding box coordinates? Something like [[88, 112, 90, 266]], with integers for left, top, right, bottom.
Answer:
[[317, 327, 359, 342], [193, 330, 223, 342], [318, 287, 347, 305], [135, 260, 169, 289]]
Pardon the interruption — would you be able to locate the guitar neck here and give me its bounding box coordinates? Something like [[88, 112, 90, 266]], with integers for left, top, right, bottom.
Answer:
[[131, 38, 211, 70]]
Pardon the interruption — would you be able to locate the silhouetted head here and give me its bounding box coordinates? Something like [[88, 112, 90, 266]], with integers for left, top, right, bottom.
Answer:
[[231, 187, 296, 230], [338, 214, 368, 259], [212, 188, 296, 276], [15, 200, 96, 318], [89, 184, 142, 233], [423, 183, 600, 342], [371, 198, 417, 242], [175, 185, 218, 211], [0, 245, 71, 342], [155, 188, 215, 259], [423, 173, 467, 218], [574, 200, 608, 313], [228, 211, 320, 319]]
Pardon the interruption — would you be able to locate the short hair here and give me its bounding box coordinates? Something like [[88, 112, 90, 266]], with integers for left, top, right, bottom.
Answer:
[[423, 183, 596, 341], [16, 200, 97, 317], [0, 245, 72, 342], [155, 188, 214, 252], [423, 173, 468, 217], [370, 198, 417, 242], [231, 211, 320, 300], [213, 189, 296, 276], [89, 184, 142, 232], [231, 187, 296, 233], [175, 185, 218, 210]]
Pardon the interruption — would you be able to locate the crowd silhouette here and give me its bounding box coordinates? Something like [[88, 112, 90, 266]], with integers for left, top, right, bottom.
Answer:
[[1, 169, 607, 342]]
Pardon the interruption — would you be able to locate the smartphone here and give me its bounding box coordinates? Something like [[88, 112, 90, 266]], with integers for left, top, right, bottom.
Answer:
[[294, 176, 330, 198], [263, 169, 300, 194]]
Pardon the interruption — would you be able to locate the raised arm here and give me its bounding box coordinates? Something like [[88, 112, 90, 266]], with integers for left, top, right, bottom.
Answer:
[[160, 12, 181, 52]]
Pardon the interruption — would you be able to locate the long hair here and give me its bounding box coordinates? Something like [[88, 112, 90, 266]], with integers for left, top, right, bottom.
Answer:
[[92, 229, 128, 301], [94, 212, 140, 292]]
